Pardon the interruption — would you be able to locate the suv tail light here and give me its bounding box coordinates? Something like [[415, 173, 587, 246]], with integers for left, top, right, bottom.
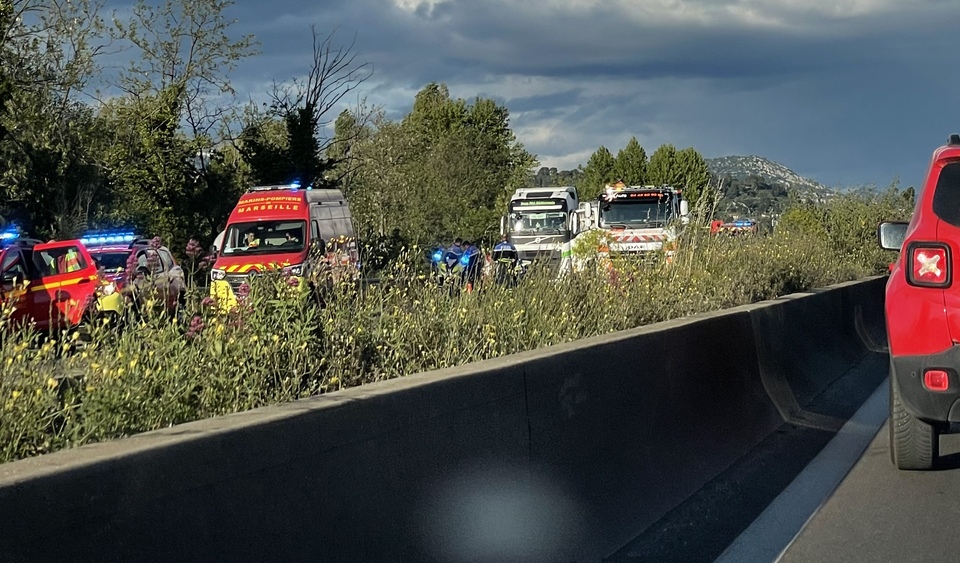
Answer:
[[924, 370, 950, 392], [906, 242, 951, 288]]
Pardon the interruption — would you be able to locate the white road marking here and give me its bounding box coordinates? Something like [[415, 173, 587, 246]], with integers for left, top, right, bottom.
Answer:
[[712, 379, 889, 563]]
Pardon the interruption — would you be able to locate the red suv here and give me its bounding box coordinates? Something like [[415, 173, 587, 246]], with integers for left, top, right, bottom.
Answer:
[[879, 133, 960, 470], [0, 236, 120, 331]]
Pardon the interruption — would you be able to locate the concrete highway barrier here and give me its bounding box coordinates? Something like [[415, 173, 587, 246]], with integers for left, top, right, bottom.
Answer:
[[0, 276, 888, 563]]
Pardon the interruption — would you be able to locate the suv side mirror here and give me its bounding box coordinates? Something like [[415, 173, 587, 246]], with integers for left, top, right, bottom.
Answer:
[[878, 221, 908, 251]]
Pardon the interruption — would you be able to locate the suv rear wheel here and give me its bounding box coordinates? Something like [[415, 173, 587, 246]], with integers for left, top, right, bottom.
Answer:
[[890, 374, 939, 470]]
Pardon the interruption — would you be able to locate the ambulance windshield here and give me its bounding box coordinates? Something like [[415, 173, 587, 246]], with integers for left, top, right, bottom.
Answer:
[[221, 220, 306, 256]]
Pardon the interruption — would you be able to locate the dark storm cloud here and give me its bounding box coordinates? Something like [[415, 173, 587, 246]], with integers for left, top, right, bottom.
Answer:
[[109, 0, 960, 187]]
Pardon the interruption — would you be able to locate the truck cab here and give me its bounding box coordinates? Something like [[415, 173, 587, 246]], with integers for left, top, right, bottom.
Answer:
[[571, 182, 690, 265], [500, 186, 580, 272], [210, 183, 357, 308]]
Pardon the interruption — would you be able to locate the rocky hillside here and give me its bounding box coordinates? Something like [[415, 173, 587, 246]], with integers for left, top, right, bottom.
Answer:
[[706, 155, 828, 193], [705, 155, 838, 220]]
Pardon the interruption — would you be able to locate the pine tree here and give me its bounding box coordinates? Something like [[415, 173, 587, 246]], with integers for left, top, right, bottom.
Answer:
[[613, 137, 647, 185], [577, 146, 617, 200]]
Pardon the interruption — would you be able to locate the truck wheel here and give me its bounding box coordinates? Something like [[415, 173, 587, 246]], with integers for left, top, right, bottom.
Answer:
[[890, 376, 939, 470]]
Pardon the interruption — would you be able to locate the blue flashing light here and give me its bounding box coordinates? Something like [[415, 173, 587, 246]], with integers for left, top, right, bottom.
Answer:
[[81, 230, 138, 246], [289, 179, 301, 190], [459, 253, 470, 267], [0, 230, 17, 241], [432, 250, 443, 263]]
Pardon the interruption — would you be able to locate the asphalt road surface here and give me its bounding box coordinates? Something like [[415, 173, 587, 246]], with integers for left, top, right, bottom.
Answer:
[[778, 414, 960, 562], [606, 354, 889, 563]]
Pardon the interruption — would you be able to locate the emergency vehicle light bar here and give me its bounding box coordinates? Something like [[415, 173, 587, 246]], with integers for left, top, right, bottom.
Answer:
[[0, 228, 18, 241], [248, 180, 313, 192], [81, 230, 137, 245]]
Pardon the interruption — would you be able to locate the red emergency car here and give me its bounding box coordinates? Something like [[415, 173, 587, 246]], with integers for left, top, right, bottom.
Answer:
[[0, 234, 119, 331], [81, 230, 187, 315], [879, 133, 960, 469]]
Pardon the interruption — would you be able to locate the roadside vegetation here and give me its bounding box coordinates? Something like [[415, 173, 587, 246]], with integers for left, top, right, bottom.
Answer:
[[0, 1, 918, 463], [0, 189, 912, 464]]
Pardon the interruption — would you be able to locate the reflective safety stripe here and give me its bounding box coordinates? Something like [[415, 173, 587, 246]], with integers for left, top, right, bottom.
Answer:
[[28, 275, 96, 292]]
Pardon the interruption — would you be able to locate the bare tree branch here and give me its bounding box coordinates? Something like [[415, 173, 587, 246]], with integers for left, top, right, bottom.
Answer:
[[268, 26, 373, 154]]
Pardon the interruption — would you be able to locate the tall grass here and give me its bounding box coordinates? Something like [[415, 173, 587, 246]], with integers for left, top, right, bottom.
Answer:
[[0, 189, 909, 463]]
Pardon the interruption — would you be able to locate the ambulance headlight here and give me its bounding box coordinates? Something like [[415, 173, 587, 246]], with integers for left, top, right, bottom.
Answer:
[[211, 268, 226, 281], [283, 264, 303, 276], [102, 282, 117, 296]]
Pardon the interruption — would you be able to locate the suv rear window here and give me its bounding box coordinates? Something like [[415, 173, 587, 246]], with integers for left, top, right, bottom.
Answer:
[[932, 161, 960, 227], [34, 246, 88, 275]]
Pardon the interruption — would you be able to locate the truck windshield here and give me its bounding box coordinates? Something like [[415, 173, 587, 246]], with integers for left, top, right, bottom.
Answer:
[[221, 220, 306, 256], [600, 199, 674, 227], [510, 211, 567, 234]]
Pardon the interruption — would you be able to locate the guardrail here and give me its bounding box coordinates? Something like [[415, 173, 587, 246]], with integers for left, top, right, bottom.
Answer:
[[0, 276, 888, 563]]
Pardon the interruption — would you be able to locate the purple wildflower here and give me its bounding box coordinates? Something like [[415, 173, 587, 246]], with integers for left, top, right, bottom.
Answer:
[[198, 252, 216, 270], [201, 296, 216, 308], [185, 315, 205, 340], [124, 252, 138, 279], [185, 238, 203, 260]]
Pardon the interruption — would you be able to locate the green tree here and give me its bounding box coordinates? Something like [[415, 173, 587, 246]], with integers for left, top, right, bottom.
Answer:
[[0, 0, 110, 237], [647, 143, 678, 186], [613, 137, 647, 185], [349, 114, 424, 239], [577, 146, 616, 200], [673, 146, 712, 204], [326, 106, 374, 186], [347, 83, 536, 243], [237, 112, 291, 186], [107, 0, 256, 246], [99, 85, 194, 241]]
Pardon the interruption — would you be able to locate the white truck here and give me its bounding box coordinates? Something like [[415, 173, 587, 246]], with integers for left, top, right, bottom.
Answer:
[[500, 186, 580, 273], [569, 181, 689, 268]]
